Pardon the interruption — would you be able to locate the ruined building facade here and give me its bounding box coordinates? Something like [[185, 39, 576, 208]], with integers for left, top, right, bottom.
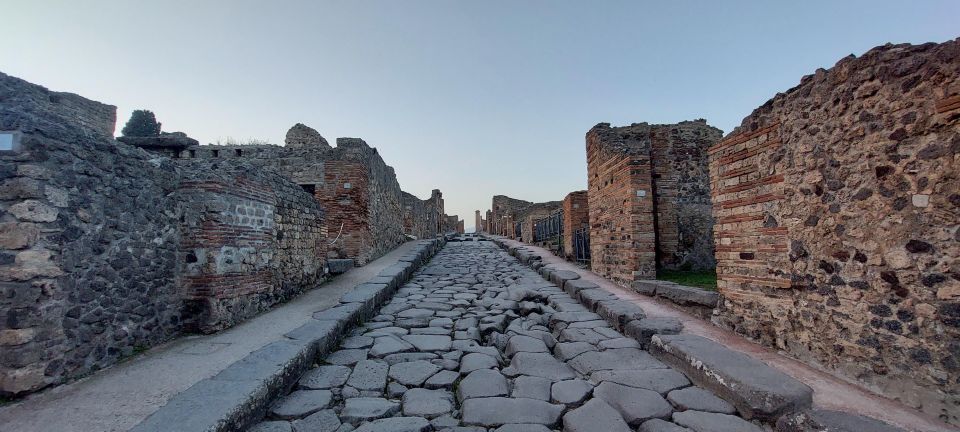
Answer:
[[586, 120, 721, 285], [709, 41, 960, 423]]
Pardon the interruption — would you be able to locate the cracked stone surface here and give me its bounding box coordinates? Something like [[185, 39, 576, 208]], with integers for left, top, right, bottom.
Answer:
[[250, 239, 763, 432]]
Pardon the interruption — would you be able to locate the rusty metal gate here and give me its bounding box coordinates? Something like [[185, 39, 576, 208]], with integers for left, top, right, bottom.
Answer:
[[573, 226, 590, 265]]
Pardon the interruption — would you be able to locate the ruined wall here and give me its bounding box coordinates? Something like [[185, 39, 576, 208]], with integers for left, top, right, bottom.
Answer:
[[177, 162, 327, 333], [0, 72, 330, 394], [401, 190, 443, 239], [178, 135, 406, 266], [587, 123, 658, 285], [517, 201, 561, 243], [650, 121, 721, 270], [562, 191, 589, 260], [709, 41, 960, 424], [491, 195, 533, 237], [0, 73, 182, 394]]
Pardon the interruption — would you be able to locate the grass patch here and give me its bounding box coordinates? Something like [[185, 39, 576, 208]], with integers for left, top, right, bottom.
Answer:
[[657, 269, 717, 291]]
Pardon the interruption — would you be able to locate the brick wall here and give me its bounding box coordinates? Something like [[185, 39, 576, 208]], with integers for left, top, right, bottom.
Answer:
[[491, 195, 533, 237], [562, 191, 589, 260], [402, 190, 443, 239], [709, 40, 960, 424], [517, 201, 560, 243], [587, 123, 658, 285]]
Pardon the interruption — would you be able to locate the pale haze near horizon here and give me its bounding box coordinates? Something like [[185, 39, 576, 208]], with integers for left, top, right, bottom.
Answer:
[[2, 1, 957, 231]]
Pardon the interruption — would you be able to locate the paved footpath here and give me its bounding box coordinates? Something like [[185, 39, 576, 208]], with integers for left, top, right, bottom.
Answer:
[[249, 240, 775, 432], [0, 241, 423, 432]]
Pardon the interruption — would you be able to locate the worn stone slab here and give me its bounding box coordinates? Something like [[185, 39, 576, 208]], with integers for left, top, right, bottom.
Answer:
[[461, 397, 565, 427], [459, 352, 499, 374], [638, 419, 694, 432], [327, 259, 354, 274], [554, 342, 595, 361], [550, 379, 593, 406], [561, 398, 632, 432], [388, 360, 442, 386], [672, 410, 763, 432], [131, 378, 271, 432], [568, 348, 667, 374], [774, 409, 908, 432], [494, 425, 553, 432], [563, 279, 600, 297], [402, 388, 454, 418], [505, 335, 549, 357], [340, 397, 400, 424], [324, 349, 367, 366], [283, 319, 340, 354], [352, 416, 432, 432], [594, 381, 674, 426], [400, 334, 452, 351], [291, 409, 341, 432], [624, 318, 683, 347], [512, 375, 552, 401], [369, 335, 415, 357], [502, 352, 576, 380], [457, 369, 508, 401], [578, 289, 619, 310], [250, 421, 293, 432], [269, 390, 332, 420], [299, 365, 351, 389], [667, 387, 736, 414], [549, 270, 581, 288], [655, 284, 719, 308], [651, 334, 813, 421], [596, 300, 646, 331], [346, 360, 388, 392], [589, 369, 690, 394]]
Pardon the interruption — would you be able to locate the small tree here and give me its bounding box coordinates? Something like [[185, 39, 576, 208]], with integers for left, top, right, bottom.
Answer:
[[121, 110, 162, 137]]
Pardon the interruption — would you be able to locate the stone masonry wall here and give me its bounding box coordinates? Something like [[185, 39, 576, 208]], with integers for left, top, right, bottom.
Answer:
[[562, 190, 589, 260], [587, 123, 658, 285], [650, 121, 721, 270], [176, 161, 327, 333], [491, 195, 533, 237], [0, 72, 330, 395], [709, 40, 960, 424], [517, 201, 561, 243]]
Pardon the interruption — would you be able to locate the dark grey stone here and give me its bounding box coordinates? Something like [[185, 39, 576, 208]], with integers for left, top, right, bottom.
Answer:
[[327, 259, 354, 274], [551, 379, 594, 406], [424, 369, 459, 389], [774, 409, 908, 432], [270, 390, 333, 420], [589, 369, 690, 394], [594, 381, 674, 426], [568, 348, 667, 374], [461, 397, 565, 427], [672, 410, 764, 432], [345, 360, 388, 392], [502, 352, 576, 380], [667, 387, 736, 414], [351, 416, 432, 432], [291, 409, 341, 432], [339, 397, 400, 424], [457, 369, 508, 401], [512, 375, 552, 401], [624, 318, 683, 347], [401, 388, 454, 418], [400, 334, 452, 351], [459, 352, 499, 374], [651, 334, 813, 421], [299, 365, 351, 389], [561, 398, 632, 432], [388, 360, 442, 386], [638, 419, 693, 432], [250, 421, 293, 432]]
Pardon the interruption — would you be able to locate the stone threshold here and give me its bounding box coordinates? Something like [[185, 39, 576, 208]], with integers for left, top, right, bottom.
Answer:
[[130, 239, 445, 432]]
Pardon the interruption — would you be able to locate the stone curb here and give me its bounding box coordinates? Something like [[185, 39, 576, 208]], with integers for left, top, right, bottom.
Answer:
[[130, 238, 445, 432], [483, 235, 681, 351]]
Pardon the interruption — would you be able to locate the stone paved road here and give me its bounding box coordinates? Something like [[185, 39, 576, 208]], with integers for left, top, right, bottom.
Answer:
[[249, 239, 762, 432]]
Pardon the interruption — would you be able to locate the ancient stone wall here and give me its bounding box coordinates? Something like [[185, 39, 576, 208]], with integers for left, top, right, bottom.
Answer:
[[649, 121, 721, 270], [401, 190, 443, 240], [176, 161, 327, 333], [709, 40, 960, 424], [516, 201, 561, 243], [561, 190, 589, 260], [586, 123, 658, 285], [177, 134, 406, 266], [586, 121, 719, 285], [0, 72, 330, 395], [490, 195, 533, 237]]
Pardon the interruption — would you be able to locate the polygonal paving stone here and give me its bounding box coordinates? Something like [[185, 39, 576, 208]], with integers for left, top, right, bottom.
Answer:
[[672, 410, 764, 432], [598, 337, 642, 350], [270, 390, 332, 420], [589, 369, 690, 394], [249, 421, 292, 432], [383, 352, 438, 364], [594, 381, 674, 426], [667, 387, 736, 414], [402, 388, 454, 418], [325, 349, 368, 366], [495, 425, 553, 432], [554, 342, 595, 361], [299, 365, 351, 389], [568, 348, 666, 374], [340, 397, 400, 424], [389, 360, 442, 386], [512, 375, 552, 401], [341, 335, 374, 349], [774, 409, 908, 432], [352, 416, 432, 432], [502, 352, 576, 380], [425, 369, 459, 389], [291, 409, 341, 432], [638, 418, 694, 432], [558, 328, 609, 344], [346, 360, 388, 392], [551, 379, 594, 406], [561, 398, 632, 432], [461, 397, 565, 427], [457, 369, 508, 401], [459, 352, 499, 374], [505, 335, 549, 357], [401, 334, 453, 351], [369, 335, 415, 358]]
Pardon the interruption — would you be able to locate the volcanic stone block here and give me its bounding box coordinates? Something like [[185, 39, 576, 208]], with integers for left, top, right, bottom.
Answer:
[[327, 259, 354, 274], [461, 397, 565, 427], [774, 409, 907, 432], [561, 398, 632, 432], [594, 381, 674, 426], [672, 411, 764, 432], [650, 334, 813, 421]]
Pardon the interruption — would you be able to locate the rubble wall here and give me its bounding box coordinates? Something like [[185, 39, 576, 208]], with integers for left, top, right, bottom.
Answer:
[[709, 40, 960, 423]]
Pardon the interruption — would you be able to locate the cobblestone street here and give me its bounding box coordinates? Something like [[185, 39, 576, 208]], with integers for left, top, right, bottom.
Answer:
[[249, 239, 763, 432]]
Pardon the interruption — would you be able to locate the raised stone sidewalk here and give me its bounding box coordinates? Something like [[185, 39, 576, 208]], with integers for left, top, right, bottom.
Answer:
[[0, 239, 441, 432]]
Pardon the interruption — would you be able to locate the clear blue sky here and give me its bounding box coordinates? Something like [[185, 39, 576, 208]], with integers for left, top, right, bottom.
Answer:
[[3, 1, 957, 229]]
